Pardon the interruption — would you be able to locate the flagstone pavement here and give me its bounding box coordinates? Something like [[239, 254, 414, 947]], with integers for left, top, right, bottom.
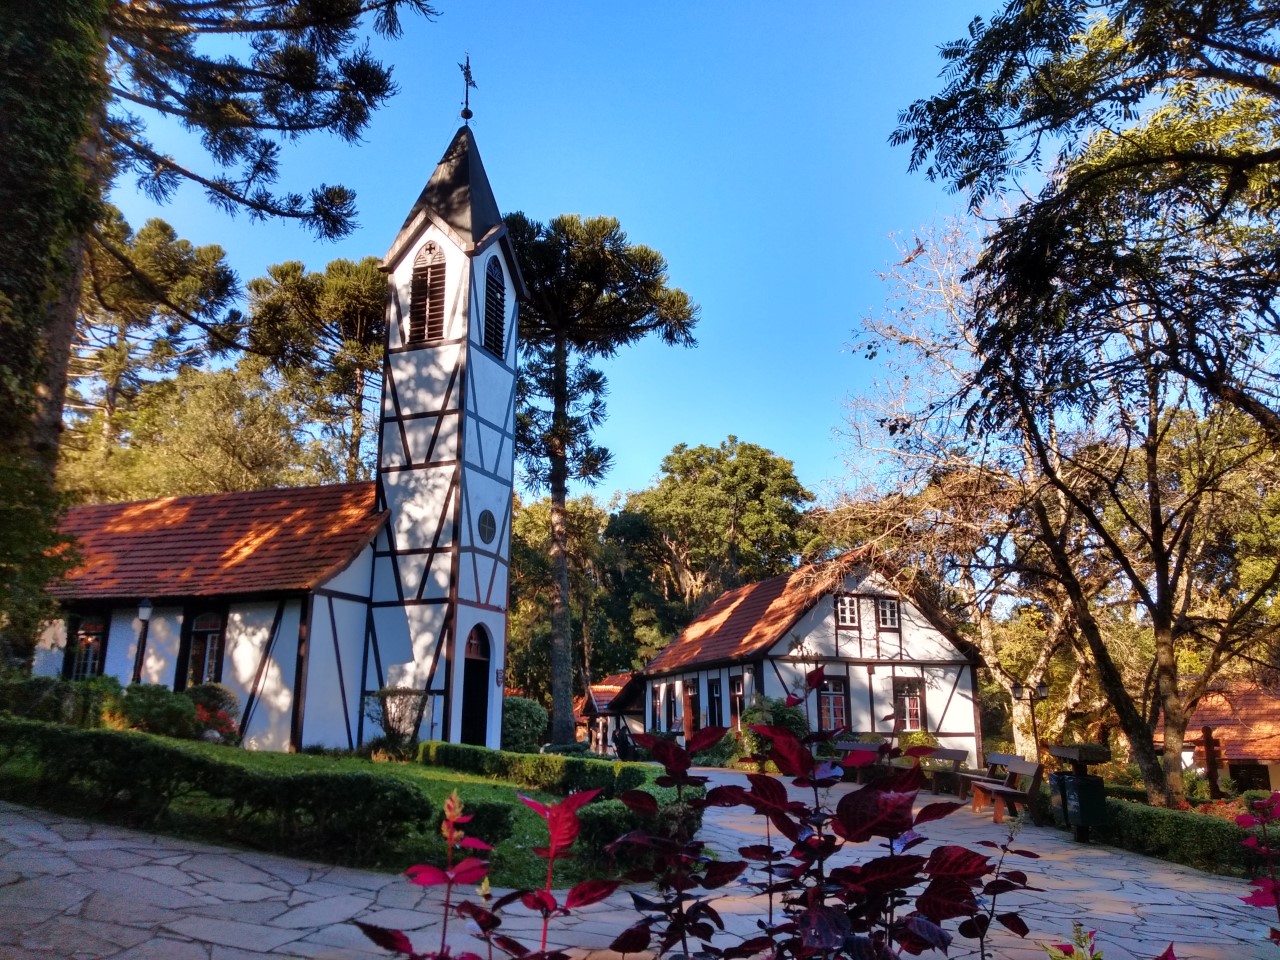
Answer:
[[0, 769, 1273, 960]]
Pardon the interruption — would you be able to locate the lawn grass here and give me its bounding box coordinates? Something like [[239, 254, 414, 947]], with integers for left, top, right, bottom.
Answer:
[[0, 739, 588, 889]]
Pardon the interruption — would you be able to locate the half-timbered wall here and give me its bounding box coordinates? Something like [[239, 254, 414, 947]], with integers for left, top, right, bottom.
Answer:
[[303, 544, 375, 750], [643, 571, 980, 766], [372, 214, 517, 748]]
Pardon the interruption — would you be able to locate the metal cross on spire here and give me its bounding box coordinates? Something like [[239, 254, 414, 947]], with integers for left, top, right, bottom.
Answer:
[[459, 55, 476, 123]]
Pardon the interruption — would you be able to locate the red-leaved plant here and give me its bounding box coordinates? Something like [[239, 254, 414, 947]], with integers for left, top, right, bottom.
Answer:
[[354, 788, 619, 960], [1239, 790, 1280, 947]]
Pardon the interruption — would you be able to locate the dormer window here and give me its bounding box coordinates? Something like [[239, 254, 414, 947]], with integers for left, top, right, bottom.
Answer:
[[877, 598, 900, 631], [835, 594, 858, 628], [483, 257, 505, 356], [409, 243, 446, 343]]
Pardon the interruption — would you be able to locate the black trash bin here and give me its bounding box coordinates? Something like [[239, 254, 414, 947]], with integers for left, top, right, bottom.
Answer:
[[1047, 771, 1068, 827], [1063, 774, 1107, 827]]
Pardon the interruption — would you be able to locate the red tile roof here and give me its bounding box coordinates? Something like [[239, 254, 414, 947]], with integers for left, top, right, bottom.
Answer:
[[1188, 684, 1280, 764], [644, 552, 972, 677], [588, 672, 638, 712], [645, 562, 841, 676], [53, 483, 385, 602]]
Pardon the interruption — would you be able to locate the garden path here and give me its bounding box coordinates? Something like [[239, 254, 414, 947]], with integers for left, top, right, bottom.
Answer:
[[0, 769, 1272, 960]]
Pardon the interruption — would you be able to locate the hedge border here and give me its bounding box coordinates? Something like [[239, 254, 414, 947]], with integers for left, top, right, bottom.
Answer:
[[0, 714, 430, 862], [417, 740, 653, 798]]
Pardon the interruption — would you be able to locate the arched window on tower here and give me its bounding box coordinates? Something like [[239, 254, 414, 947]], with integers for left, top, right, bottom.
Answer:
[[483, 257, 505, 356], [409, 243, 446, 343]]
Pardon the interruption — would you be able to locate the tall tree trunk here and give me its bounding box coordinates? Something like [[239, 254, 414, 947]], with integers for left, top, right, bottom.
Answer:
[[32, 234, 88, 478], [548, 332, 575, 743], [348, 366, 366, 482]]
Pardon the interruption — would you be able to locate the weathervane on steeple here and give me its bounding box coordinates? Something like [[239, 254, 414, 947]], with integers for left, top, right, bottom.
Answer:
[[459, 55, 476, 123]]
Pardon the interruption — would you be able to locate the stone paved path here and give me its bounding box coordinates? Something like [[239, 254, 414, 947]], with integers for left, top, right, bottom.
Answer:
[[0, 769, 1274, 959]]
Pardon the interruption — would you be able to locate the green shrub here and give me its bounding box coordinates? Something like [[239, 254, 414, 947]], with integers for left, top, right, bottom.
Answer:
[[122, 683, 196, 738], [741, 696, 808, 757], [183, 682, 239, 717], [436, 799, 513, 845], [691, 730, 737, 767], [1092, 798, 1263, 875], [0, 715, 430, 859], [418, 740, 655, 799], [0, 675, 124, 728], [542, 741, 591, 757], [501, 696, 548, 753]]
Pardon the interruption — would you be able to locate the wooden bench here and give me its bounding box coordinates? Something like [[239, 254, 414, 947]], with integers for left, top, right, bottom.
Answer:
[[834, 738, 885, 783], [919, 748, 970, 795], [970, 758, 1044, 825], [958, 752, 1019, 801]]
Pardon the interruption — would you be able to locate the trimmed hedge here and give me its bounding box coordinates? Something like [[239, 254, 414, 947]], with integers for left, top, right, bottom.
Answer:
[[418, 741, 651, 798], [0, 715, 430, 860], [1090, 798, 1263, 876]]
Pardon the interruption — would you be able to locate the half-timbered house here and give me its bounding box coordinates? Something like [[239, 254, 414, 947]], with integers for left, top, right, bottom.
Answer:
[[641, 557, 983, 765], [33, 121, 522, 752]]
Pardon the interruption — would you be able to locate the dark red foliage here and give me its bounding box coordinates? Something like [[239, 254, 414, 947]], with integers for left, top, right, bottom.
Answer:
[[353, 921, 417, 956], [833, 787, 917, 843]]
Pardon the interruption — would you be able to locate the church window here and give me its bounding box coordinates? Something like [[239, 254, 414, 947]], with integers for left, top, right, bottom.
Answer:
[[483, 257, 505, 356], [186, 611, 225, 687], [478, 509, 496, 544], [409, 244, 446, 343]]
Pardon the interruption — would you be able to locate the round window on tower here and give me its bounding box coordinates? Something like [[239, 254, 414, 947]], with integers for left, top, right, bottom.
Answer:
[[478, 509, 497, 544]]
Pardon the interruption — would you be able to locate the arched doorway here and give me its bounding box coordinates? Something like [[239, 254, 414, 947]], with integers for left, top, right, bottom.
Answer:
[[460, 626, 490, 745]]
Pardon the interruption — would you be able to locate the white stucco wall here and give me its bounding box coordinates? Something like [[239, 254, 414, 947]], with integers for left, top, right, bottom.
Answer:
[[226, 599, 302, 752]]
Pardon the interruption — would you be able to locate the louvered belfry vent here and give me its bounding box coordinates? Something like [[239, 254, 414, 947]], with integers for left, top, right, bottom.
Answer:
[[409, 243, 446, 343], [483, 257, 505, 355]]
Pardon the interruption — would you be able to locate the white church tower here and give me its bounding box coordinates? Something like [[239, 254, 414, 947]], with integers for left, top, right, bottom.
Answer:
[[369, 120, 524, 747]]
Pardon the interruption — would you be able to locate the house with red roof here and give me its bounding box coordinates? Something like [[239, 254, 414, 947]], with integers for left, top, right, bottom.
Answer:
[[1186, 683, 1280, 791], [642, 555, 983, 765], [33, 119, 522, 752]]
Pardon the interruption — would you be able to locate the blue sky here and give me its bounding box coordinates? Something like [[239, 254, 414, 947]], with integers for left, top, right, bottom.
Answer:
[[112, 3, 983, 505]]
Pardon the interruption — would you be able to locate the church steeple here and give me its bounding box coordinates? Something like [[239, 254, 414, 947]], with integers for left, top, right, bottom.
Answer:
[[369, 123, 520, 747]]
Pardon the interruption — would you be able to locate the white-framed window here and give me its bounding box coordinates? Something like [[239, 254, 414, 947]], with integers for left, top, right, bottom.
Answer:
[[818, 676, 848, 732], [877, 597, 900, 631], [893, 677, 923, 731], [835, 594, 859, 628]]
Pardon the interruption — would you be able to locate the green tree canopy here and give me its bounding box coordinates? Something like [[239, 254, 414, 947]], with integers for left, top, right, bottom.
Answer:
[[624, 436, 816, 609], [894, 1, 1280, 448], [117, 361, 324, 498], [244, 257, 386, 482], [509, 212, 698, 741]]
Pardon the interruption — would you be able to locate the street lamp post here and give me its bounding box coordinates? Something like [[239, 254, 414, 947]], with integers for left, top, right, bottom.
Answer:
[[131, 598, 153, 685], [1011, 679, 1050, 757]]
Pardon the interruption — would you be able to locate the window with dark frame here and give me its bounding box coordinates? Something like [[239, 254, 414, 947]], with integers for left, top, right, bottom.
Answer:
[[893, 677, 924, 732], [706, 677, 723, 728], [70, 616, 107, 681], [835, 594, 859, 628], [877, 597, 900, 631], [729, 674, 744, 731], [666, 684, 680, 731], [651, 685, 661, 731], [409, 243, 446, 343], [187, 611, 224, 687], [483, 257, 505, 355], [686, 679, 701, 733], [818, 676, 848, 732]]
